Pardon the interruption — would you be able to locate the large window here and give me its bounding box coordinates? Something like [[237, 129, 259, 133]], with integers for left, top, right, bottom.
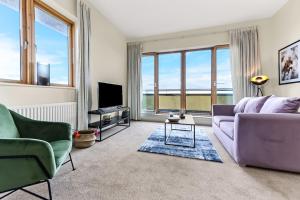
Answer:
[[216, 48, 233, 104], [186, 50, 212, 112], [141, 55, 155, 112], [0, 0, 74, 86], [141, 46, 233, 114], [0, 0, 21, 81], [158, 53, 181, 111]]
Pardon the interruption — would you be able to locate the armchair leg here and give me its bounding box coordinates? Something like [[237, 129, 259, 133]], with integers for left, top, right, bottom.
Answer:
[[62, 153, 76, 171], [0, 180, 52, 200], [0, 190, 17, 199], [47, 180, 52, 200], [69, 153, 76, 171]]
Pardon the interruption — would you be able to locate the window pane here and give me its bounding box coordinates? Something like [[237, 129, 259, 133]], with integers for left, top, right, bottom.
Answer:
[[0, 0, 21, 80], [158, 53, 181, 111], [141, 55, 154, 112], [216, 48, 233, 104], [186, 50, 212, 112], [35, 7, 70, 85]]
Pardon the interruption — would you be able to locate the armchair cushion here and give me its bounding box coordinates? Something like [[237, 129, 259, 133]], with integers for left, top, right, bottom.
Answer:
[[0, 104, 19, 138], [50, 140, 72, 168]]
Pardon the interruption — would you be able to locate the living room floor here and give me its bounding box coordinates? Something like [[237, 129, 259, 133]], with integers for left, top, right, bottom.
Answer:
[[6, 122, 300, 200]]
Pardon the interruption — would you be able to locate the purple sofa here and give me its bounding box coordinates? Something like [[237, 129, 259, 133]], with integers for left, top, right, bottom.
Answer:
[[212, 103, 300, 173]]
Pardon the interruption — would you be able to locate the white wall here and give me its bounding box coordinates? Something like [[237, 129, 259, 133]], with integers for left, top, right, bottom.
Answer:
[[262, 0, 300, 97], [138, 0, 300, 99], [138, 19, 270, 53], [0, 0, 127, 109], [89, 4, 127, 111]]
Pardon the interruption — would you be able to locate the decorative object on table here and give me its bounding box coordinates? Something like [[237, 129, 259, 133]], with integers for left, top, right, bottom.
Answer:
[[278, 40, 300, 85], [167, 115, 180, 122], [179, 109, 185, 119], [250, 75, 269, 96], [37, 62, 50, 86], [73, 130, 97, 148], [169, 112, 174, 117], [138, 126, 222, 162]]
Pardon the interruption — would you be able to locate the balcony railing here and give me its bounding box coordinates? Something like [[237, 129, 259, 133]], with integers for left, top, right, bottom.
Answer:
[[142, 89, 233, 113]]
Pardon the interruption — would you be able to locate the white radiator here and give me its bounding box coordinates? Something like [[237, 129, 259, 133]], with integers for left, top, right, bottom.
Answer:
[[9, 102, 77, 129]]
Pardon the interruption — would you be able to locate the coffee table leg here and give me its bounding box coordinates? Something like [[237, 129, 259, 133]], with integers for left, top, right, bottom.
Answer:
[[193, 124, 196, 148], [164, 123, 167, 145]]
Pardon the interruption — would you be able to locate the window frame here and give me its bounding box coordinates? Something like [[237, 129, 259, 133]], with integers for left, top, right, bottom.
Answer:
[[0, 0, 25, 83], [0, 0, 75, 87], [141, 44, 230, 114]]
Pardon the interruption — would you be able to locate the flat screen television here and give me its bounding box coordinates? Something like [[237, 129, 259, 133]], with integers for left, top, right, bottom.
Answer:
[[98, 82, 123, 108]]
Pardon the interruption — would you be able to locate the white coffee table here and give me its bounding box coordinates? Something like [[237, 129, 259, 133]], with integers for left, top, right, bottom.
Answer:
[[164, 115, 196, 148]]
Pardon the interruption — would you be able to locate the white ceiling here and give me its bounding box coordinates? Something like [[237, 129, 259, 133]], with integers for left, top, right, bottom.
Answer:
[[90, 0, 288, 39]]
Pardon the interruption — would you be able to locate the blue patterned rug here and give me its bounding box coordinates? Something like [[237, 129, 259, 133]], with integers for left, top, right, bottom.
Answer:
[[138, 126, 222, 162]]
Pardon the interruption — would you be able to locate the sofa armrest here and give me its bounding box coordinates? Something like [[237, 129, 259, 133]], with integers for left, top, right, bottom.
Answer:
[[0, 138, 56, 178], [212, 104, 235, 117], [234, 113, 300, 171], [10, 110, 72, 142]]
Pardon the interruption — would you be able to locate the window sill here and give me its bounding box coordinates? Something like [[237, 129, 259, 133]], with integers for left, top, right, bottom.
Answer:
[[0, 82, 76, 90]]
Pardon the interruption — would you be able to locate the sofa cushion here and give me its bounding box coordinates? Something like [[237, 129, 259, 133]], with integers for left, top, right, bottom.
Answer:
[[50, 140, 72, 168], [260, 95, 300, 113], [234, 97, 251, 113], [213, 115, 235, 127], [219, 121, 234, 140], [244, 96, 270, 113]]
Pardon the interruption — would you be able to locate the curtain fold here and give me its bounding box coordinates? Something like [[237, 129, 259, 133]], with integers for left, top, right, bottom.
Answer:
[[127, 43, 142, 120], [77, 1, 92, 130], [229, 26, 261, 103]]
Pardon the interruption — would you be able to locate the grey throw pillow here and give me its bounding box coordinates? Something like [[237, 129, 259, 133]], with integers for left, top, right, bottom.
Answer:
[[260, 95, 300, 113], [244, 96, 270, 113], [234, 97, 251, 113]]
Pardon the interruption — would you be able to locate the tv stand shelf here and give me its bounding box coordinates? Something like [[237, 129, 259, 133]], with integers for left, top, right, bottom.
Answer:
[[88, 106, 130, 142]]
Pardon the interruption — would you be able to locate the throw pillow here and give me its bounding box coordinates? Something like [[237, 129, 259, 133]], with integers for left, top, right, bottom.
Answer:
[[244, 96, 270, 113], [234, 97, 251, 113], [260, 95, 300, 113]]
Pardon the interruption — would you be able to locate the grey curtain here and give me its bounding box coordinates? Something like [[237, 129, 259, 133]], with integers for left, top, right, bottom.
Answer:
[[77, 1, 92, 130], [229, 26, 261, 103], [127, 43, 142, 120]]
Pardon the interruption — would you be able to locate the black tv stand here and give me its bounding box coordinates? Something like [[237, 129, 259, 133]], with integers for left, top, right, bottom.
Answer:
[[88, 106, 130, 141]]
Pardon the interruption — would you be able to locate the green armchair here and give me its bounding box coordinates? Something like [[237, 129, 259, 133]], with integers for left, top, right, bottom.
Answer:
[[0, 104, 75, 200]]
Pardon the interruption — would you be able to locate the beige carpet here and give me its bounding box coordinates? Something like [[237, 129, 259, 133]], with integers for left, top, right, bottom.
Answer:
[[4, 121, 300, 200]]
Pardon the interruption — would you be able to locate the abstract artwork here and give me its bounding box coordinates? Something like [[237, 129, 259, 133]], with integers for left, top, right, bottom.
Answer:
[[279, 40, 300, 85]]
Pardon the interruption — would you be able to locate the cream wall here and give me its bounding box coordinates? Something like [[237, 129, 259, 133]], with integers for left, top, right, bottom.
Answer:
[[0, 0, 127, 108], [139, 19, 271, 53], [262, 0, 300, 97], [138, 0, 299, 98], [88, 4, 127, 111]]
